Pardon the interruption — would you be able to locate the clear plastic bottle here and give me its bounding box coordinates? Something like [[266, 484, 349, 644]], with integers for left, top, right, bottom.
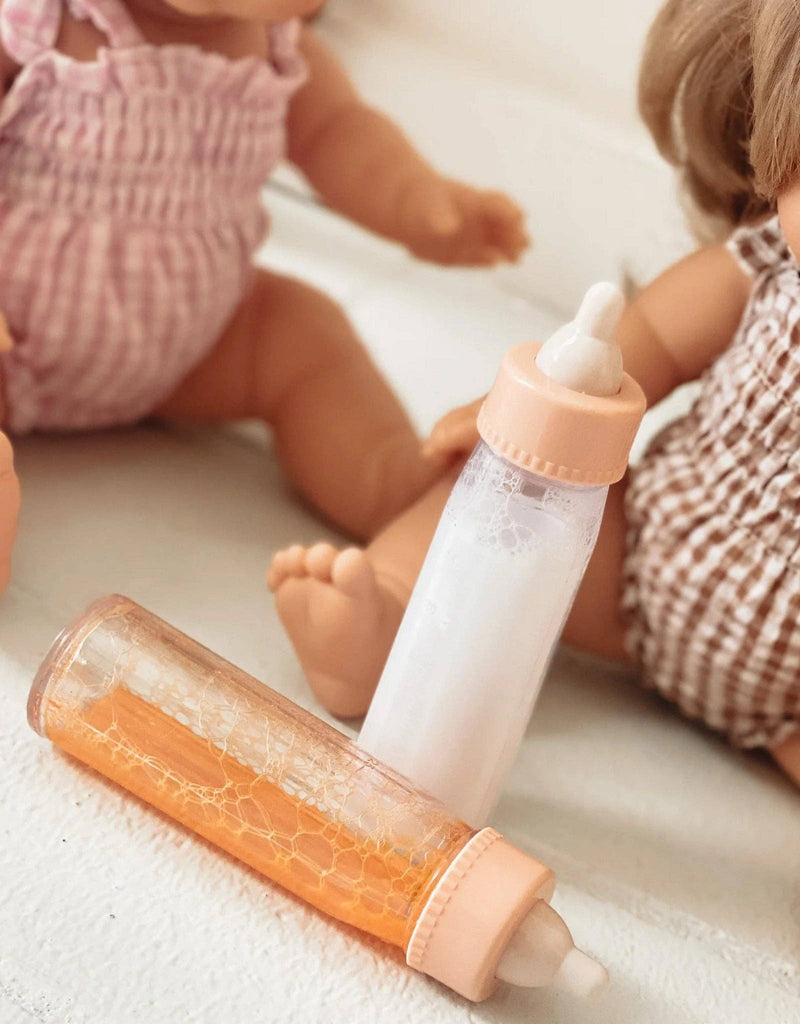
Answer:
[[28, 595, 607, 1002], [360, 284, 646, 826]]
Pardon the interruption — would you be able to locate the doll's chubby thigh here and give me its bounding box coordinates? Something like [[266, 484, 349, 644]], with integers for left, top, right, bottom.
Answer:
[[158, 266, 437, 537], [563, 478, 631, 663], [158, 267, 363, 422]]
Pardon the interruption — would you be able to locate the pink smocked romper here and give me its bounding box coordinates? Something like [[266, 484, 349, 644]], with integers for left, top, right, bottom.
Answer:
[[0, 0, 306, 433], [623, 216, 800, 750]]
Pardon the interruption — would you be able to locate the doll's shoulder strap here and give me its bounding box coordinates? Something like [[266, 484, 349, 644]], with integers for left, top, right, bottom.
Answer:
[[66, 0, 143, 50], [1, 0, 143, 65], [1, 0, 62, 64], [726, 215, 792, 278], [267, 18, 307, 82]]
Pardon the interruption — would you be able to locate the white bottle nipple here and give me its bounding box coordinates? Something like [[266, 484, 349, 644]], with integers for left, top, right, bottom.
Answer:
[[495, 899, 609, 997], [535, 282, 625, 397]]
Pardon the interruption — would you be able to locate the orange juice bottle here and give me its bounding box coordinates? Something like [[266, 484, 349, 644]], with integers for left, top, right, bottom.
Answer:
[[28, 595, 607, 1003]]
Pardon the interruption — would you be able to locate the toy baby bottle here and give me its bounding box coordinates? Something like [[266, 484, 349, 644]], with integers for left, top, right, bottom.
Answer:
[[359, 283, 646, 826], [29, 596, 608, 1003]]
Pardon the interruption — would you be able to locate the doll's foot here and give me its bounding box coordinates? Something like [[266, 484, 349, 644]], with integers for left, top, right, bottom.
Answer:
[[268, 543, 405, 718]]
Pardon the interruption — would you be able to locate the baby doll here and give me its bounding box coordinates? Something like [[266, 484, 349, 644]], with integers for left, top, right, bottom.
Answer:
[[270, 0, 800, 788], [0, 0, 527, 584]]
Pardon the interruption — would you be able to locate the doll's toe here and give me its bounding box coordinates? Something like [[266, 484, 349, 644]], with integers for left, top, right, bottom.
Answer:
[[331, 548, 377, 598], [267, 544, 310, 591], [305, 543, 339, 581]]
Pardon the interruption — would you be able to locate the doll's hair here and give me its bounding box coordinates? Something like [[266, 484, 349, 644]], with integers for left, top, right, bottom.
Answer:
[[639, 0, 800, 229]]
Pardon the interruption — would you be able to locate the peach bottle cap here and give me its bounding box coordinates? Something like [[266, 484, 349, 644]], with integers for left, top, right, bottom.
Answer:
[[406, 828, 606, 1002], [477, 283, 646, 485]]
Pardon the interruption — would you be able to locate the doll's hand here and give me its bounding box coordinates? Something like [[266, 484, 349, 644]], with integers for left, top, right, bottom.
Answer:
[[398, 177, 528, 266], [0, 431, 19, 594], [422, 396, 485, 461]]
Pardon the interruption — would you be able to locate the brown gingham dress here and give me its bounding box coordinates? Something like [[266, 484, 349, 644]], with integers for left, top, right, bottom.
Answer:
[[623, 216, 800, 749]]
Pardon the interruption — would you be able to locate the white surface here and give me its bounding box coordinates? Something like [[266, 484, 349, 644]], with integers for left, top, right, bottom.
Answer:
[[328, 0, 660, 131], [2, 187, 799, 1024], [2, 2, 800, 1020]]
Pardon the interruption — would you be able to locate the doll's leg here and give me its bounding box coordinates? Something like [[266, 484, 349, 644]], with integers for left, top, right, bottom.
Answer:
[[562, 479, 631, 664], [0, 432, 20, 594], [771, 734, 800, 788], [268, 462, 464, 717], [269, 467, 627, 718], [157, 269, 443, 540]]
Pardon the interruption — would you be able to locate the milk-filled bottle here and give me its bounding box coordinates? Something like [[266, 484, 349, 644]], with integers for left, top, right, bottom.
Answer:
[[359, 283, 646, 826]]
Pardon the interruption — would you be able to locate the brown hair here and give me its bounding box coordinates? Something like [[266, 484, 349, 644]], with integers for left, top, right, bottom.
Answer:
[[639, 0, 800, 230]]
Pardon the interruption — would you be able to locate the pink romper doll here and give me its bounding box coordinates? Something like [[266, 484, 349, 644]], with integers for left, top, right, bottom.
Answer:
[[270, 0, 800, 788], [0, 0, 527, 585]]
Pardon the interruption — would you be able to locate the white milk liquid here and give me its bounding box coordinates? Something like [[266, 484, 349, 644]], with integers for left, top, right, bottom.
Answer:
[[359, 443, 606, 826]]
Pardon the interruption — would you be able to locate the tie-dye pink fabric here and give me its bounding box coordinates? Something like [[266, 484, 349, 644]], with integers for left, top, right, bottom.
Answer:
[[0, 0, 306, 433]]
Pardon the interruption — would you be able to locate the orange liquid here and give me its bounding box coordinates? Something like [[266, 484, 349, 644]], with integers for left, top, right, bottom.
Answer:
[[45, 686, 469, 948]]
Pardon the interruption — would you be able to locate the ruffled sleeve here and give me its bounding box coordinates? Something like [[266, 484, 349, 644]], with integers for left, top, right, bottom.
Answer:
[[1, 0, 61, 65], [268, 18, 308, 88], [726, 215, 793, 278]]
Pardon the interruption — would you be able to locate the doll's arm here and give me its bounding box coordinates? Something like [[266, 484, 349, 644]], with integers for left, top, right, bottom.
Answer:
[[287, 28, 528, 266], [424, 244, 750, 460], [617, 243, 750, 407]]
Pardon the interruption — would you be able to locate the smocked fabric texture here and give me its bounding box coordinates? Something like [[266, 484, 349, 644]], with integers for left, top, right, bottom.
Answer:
[[623, 216, 800, 750], [0, 0, 306, 433]]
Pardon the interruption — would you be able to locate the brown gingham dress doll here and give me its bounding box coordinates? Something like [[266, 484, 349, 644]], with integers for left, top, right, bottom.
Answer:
[[623, 216, 800, 751], [269, 0, 800, 787]]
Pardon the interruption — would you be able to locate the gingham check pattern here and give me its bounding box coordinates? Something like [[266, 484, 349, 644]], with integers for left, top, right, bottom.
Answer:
[[623, 216, 800, 749], [0, 0, 306, 433]]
